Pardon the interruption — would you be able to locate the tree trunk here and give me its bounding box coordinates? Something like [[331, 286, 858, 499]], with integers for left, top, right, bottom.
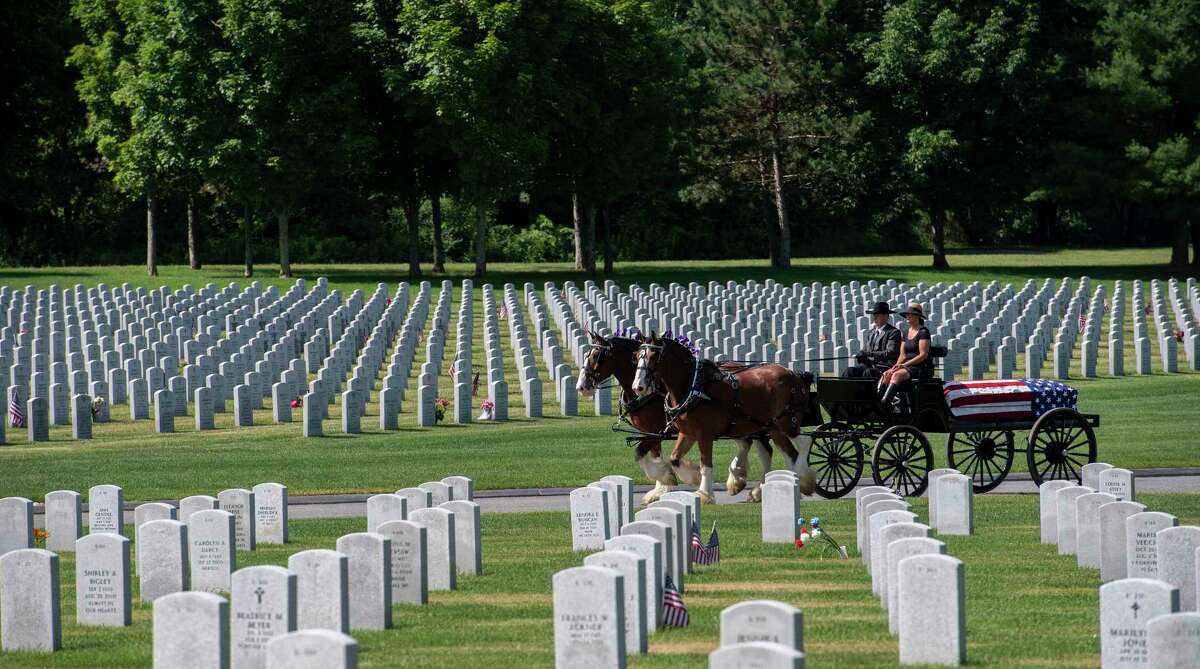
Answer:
[[1190, 220, 1200, 268], [931, 208, 950, 269], [572, 193, 597, 273], [405, 195, 421, 278], [601, 205, 614, 274], [474, 203, 488, 278], [431, 194, 445, 273], [764, 193, 778, 266], [770, 148, 791, 268], [278, 210, 291, 278], [146, 194, 158, 277], [243, 204, 254, 277], [1170, 219, 1190, 267], [187, 195, 201, 269], [1033, 201, 1057, 245]]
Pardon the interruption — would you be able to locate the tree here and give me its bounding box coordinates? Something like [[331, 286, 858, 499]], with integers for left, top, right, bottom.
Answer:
[[220, 0, 368, 277], [535, 0, 687, 274], [1088, 0, 1200, 267], [863, 0, 1051, 268], [72, 0, 230, 275], [400, 0, 560, 277], [684, 0, 857, 268]]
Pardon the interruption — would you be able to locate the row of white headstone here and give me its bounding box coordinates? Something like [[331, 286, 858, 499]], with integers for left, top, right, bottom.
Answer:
[[853, 482, 970, 666], [561, 476, 709, 666], [560, 276, 1200, 382], [1037, 463, 1200, 667], [0, 476, 478, 667], [0, 276, 615, 444]]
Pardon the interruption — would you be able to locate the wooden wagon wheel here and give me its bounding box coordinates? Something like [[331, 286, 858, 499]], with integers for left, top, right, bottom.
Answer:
[[946, 429, 1014, 493], [806, 422, 864, 499], [870, 425, 932, 498], [1027, 407, 1097, 485]]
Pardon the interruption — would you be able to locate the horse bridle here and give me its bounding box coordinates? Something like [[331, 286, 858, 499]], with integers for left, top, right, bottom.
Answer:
[[639, 341, 709, 429]]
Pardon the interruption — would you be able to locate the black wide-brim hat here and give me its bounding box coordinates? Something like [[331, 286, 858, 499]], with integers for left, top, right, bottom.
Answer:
[[866, 301, 895, 315]]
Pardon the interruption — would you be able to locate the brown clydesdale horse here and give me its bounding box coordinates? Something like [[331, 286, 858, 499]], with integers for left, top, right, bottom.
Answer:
[[631, 334, 817, 503], [576, 332, 775, 504]]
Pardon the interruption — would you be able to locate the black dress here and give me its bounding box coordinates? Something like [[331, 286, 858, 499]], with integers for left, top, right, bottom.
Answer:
[[903, 326, 934, 380]]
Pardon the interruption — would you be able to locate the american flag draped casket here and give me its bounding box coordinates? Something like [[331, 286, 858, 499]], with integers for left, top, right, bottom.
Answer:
[[942, 378, 1078, 423]]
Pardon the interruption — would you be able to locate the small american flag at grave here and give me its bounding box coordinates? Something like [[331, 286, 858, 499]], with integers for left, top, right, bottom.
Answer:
[[691, 521, 720, 565], [943, 378, 1078, 423], [661, 575, 689, 628], [8, 388, 24, 428]]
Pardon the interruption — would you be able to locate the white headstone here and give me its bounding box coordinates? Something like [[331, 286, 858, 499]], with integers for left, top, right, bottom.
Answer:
[[0, 497, 34, 556], [287, 549, 349, 634], [0, 548, 61, 652], [231, 565, 296, 669], [252, 483, 288, 545], [708, 641, 804, 668], [1099, 577, 1179, 668], [152, 591, 229, 669], [584, 550, 648, 654], [218, 488, 257, 551], [761, 480, 799, 544], [1146, 612, 1200, 669], [552, 565, 626, 669], [935, 473, 972, 536], [1157, 526, 1200, 611], [334, 533, 391, 630], [138, 519, 188, 602], [88, 484, 124, 536], [897, 554, 966, 666], [407, 507, 456, 591], [441, 500, 482, 576], [1038, 480, 1072, 544], [570, 486, 611, 551], [1076, 492, 1119, 569], [189, 509, 236, 593], [1055, 486, 1093, 555], [75, 532, 131, 626], [1127, 512, 1179, 579], [43, 490, 81, 553], [265, 629, 358, 669], [1100, 501, 1148, 583], [376, 520, 427, 605], [719, 599, 803, 651]]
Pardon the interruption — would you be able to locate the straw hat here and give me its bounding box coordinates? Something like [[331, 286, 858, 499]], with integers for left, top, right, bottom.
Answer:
[[898, 303, 926, 323]]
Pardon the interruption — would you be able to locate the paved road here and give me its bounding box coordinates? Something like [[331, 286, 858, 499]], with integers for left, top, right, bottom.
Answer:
[[30, 468, 1200, 526]]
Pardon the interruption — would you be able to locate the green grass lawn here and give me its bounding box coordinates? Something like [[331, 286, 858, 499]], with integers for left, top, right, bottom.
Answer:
[[1, 493, 1197, 668], [0, 249, 1196, 503]]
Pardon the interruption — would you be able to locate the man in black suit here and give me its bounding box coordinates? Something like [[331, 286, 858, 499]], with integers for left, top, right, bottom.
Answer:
[[843, 301, 901, 378]]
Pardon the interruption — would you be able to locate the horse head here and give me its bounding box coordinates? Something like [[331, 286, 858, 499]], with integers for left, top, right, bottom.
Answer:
[[632, 331, 662, 396], [577, 329, 613, 397], [633, 332, 693, 397]]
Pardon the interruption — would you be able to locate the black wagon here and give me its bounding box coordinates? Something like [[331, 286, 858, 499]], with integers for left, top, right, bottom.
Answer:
[[802, 350, 1100, 499]]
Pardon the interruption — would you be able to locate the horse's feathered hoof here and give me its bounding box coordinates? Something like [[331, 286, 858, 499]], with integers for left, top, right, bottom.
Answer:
[[697, 490, 716, 505], [726, 473, 746, 496], [748, 485, 763, 503], [797, 470, 817, 496], [673, 460, 702, 486]]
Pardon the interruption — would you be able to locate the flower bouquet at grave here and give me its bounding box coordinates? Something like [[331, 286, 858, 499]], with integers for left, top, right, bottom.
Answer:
[[90, 396, 106, 418], [478, 399, 495, 421], [434, 398, 450, 423], [33, 528, 48, 548], [794, 517, 849, 559], [290, 397, 302, 409]]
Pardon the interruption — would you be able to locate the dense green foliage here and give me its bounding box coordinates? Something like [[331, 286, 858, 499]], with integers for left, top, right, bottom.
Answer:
[[5, 0, 1200, 271]]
